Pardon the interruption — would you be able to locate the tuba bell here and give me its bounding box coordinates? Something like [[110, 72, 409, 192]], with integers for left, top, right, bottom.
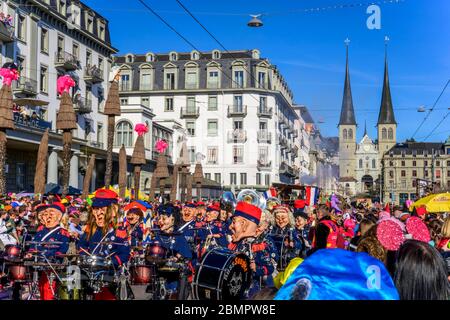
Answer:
[[265, 197, 281, 211], [220, 191, 237, 212], [237, 189, 266, 210]]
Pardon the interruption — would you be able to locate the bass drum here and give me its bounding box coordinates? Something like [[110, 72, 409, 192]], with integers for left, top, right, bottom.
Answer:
[[193, 248, 251, 300]]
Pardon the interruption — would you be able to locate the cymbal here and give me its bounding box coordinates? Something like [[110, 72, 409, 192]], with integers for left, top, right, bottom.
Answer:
[[56, 253, 80, 258], [23, 261, 67, 268], [26, 241, 63, 245], [91, 241, 129, 246], [145, 256, 167, 264]]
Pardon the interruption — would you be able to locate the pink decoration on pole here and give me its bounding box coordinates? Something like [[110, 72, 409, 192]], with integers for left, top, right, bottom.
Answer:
[[155, 139, 168, 154], [57, 75, 75, 95], [0, 68, 19, 86], [134, 123, 149, 136]]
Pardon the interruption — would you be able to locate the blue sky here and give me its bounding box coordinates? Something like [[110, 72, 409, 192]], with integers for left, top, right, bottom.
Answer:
[[84, 0, 450, 142]]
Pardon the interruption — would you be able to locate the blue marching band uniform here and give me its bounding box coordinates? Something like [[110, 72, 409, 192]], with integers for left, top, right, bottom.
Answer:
[[7, 187, 320, 300]]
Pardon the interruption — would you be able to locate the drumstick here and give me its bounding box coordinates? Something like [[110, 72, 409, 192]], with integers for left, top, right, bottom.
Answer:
[[80, 247, 92, 256]]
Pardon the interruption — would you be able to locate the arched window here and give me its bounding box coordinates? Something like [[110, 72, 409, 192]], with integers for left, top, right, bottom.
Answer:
[[146, 53, 154, 62], [212, 50, 221, 59], [388, 128, 393, 140], [169, 52, 178, 61], [348, 129, 353, 139], [382, 128, 387, 140], [372, 159, 376, 168], [359, 159, 363, 169], [115, 121, 133, 147], [343, 129, 348, 140]]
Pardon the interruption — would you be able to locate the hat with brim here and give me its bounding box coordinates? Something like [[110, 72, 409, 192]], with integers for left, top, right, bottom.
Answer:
[[91, 188, 118, 208], [48, 202, 65, 215], [232, 201, 261, 225], [294, 209, 308, 220]]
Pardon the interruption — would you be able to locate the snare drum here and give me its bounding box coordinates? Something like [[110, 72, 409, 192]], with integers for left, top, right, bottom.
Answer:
[[3, 245, 22, 262], [77, 255, 112, 270], [146, 241, 166, 259], [8, 264, 28, 281], [129, 257, 154, 285], [193, 248, 251, 300]]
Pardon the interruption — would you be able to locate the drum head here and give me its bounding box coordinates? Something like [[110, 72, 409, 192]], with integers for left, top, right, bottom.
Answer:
[[194, 249, 251, 300], [221, 253, 251, 300]]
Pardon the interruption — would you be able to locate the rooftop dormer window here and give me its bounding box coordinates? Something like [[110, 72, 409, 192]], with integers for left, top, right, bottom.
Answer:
[[212, 50, 221, 60], [252, 49, 260, 59], [126, 54, 134, 63], [169, 52, 178, 61], [146, 53, 155, 62], [191, 50, 200, 60]]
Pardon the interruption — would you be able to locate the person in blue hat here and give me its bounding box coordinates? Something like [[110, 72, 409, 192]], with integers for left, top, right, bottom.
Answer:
[[178, 202, 202, 260], [274, 248, 399, 300], [152, 203, 193, 299]]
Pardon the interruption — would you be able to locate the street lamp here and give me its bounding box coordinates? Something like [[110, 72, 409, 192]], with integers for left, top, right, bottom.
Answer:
[[247, 14, 263, 27]]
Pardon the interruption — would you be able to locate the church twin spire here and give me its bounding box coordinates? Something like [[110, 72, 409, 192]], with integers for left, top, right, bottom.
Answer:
[[338, 37, 396, 131], [338, 38, 357, 126]]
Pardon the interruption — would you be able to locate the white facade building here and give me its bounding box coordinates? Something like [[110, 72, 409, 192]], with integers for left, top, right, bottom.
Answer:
[[1, 0, 116, 192], [114, 50, 300, 191], [355, 131, 380, 194]]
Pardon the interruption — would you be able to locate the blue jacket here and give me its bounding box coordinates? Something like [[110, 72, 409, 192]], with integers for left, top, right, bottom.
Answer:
[[153, 232, 193, 260], [197, 220, 229, 248], [78, 226, 130, 267], [228, 237, 275, 278], [30, 226, 70, 259]]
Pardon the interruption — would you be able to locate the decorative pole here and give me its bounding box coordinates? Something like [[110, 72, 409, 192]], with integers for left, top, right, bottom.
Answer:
[[103, 68, 121, 188], [193, 153, 204, 201], [34, 128, 49, 195], [82, 154, 95, 199], [0, 63, 18, 195], [154, 139, 169, 202], [130, 123, 148, 200], [118, 144, 127, 200], [56, 75, 77, 198]]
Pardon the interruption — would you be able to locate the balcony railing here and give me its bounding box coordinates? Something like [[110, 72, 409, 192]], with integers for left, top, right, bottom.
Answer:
[[55, 51, 80, 71], [84, 65, 104, 84], [13, 77, 38, 96], [257, 107, 273, 118], [279, 135, 288, 147], [257, 131, 272, 143], [73, 97, 92, 114], [185, 82, 198, 89], [257, 160, 272, 171], [0, 21, 14, 43], [180, 107, 199, 118], [86, 140, 104, 149], [207, 80, 220, 89], [227, 105, 247, 117], [13, 112, 52, 131], [227, 129, 247, 143], [120, 82, 132, 92], [279, 161, 296, 177]]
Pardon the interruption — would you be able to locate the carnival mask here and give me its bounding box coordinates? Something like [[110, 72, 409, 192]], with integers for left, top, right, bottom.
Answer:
[[92, 207, 106, 228], [41, 208, 62, 229]]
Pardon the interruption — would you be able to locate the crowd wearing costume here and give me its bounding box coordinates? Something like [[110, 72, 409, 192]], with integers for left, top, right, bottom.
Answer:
[[0, 188, 449, 300]]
